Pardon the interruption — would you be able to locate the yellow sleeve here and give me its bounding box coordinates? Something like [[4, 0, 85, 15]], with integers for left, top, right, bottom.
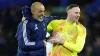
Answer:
[[63, 24, 86, 53], [47, 20, 59, 32], [47, 21, 53, 32]]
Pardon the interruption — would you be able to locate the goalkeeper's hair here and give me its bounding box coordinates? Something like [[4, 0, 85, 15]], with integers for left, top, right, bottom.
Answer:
[[66, 4, 79, 12]]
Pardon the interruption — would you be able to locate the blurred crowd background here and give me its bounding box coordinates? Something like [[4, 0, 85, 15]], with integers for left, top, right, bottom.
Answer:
[[0, 0, 100, 56]]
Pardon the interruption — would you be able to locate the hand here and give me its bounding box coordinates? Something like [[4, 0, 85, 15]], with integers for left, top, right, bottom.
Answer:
[[43, 40, 46, 47], [48, 37, 64, 45], [22, 16, 25, 21], [48, 32, 64, 44]]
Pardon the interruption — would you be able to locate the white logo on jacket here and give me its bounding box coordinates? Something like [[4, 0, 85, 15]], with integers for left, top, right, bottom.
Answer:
[[35, 24, 38, 30]]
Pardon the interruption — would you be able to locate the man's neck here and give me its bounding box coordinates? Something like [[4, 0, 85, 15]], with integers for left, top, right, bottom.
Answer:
[[66, 17, 74, 24], [66, 17, 79, 24]]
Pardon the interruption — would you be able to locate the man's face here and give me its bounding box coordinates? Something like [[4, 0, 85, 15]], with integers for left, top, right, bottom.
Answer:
[[32, 5, 45, 22], [68, 7, 80, 22]]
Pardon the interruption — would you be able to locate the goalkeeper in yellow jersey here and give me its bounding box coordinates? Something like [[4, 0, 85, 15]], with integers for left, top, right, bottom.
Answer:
[[47, 4, 87, 56]]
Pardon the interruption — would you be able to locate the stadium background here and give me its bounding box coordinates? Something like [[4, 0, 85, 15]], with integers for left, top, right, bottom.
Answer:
[[0, 0, 100, 56]]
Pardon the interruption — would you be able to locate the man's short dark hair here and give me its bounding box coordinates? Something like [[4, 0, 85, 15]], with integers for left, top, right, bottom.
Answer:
[[66, 4, 79, 12]]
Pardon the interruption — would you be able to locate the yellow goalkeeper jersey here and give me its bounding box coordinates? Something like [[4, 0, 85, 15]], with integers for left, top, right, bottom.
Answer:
[[47, 20, 86, 56]]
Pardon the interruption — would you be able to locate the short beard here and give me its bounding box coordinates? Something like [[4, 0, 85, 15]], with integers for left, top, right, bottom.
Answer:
[[37, 18, 43, 22], [33, 16, 43, 22]]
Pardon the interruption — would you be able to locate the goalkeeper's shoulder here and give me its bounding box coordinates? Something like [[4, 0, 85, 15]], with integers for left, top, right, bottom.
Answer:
[[78, 22, 86, 29], [50, 19, 65, 24]]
